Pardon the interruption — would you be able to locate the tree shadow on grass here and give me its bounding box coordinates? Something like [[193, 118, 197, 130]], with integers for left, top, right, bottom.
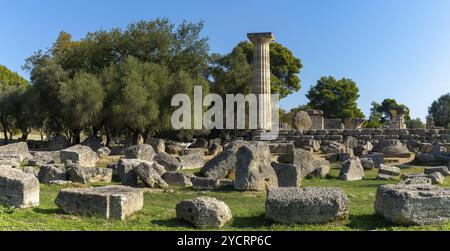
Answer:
[[230, 214, 268, 229], [151, 218, 194, 229], [32, 207, 64, 215], [346, 214, 396, 230]]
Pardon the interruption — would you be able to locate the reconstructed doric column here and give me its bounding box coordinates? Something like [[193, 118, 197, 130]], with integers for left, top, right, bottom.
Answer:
[[248, 32, 275, 131]]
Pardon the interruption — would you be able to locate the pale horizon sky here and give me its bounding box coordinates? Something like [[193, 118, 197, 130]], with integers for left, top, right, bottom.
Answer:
[[1, 0, 450, 121]]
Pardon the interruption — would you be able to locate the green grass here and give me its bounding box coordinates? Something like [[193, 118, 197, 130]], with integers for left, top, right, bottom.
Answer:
[[1, 164, 450, 231]]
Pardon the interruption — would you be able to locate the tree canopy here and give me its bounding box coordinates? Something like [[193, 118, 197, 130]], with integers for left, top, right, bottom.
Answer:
[[428, 93, 450, 128], [306, 76, 364, 120], [209, 41, 302, 99]]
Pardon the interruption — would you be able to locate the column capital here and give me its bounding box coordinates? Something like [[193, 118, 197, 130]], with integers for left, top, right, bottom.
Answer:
[[247, 32, 275, 44]]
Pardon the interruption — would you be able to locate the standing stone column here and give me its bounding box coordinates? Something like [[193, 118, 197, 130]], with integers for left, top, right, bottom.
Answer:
[[248, 32, 275, 131]]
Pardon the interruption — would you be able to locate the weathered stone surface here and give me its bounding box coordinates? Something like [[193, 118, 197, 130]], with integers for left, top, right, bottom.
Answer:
[[177, 152, 204, 170], [424, 166, 450, 176], [375, 184, 450, 225], [133, 162, 168, 189], [117, 159, 151, 186], [360, 158, 375, 170], [23, 166, 39, 178], [60, 145, 99, 168], [278, 148, 330, 178], [377, 173, 398, 181], [0, 166, 39, 208], [49, 180, 72, 185], [66, 161, 112, 184], [47, 135, 71, 151], [234, 143, 278, 191], [399, 175, 432, 185], [38, 164, 67, 184], [339, 158, 364, 181], [292, 111, 312, 130], [146, 138, 166, 153], [125, 144, 156, 162], [0, 142, 31, 160], [81, 135, 104, 151], [311, 163, 330, 178], [372, 140, 411, 158], [55, 185, 144, 220], [208, 143, 223, 156], [271, 162, 301, 187], [162, 172, 193, 187], [429, 172, 445, 185], [0, 152, 22, 167], [265, 187, 349, 224], [201, 150, 237, 179], [223, 140, 251, 152], [378, 165, 401, 176], [344, 136, 359, 148], [96, 147, 111, 158], [324, 142, 354, 161], [154, 152, 181, 171], [29, 151, 61, 166], [360, 153, 384, 168], [176, 197, 232, 228], [190, 176, 220, 189]]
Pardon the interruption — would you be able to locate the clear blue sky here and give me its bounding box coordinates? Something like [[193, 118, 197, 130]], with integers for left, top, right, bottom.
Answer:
[[1, 0, 450, 120]]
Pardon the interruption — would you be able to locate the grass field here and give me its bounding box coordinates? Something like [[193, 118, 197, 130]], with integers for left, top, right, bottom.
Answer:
[[1, 163, 450, 231]]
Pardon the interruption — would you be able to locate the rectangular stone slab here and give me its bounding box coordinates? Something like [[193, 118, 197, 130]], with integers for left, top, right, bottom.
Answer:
[[55, 185, 143, 220], [0, 166, 39, 208], [375, 184, 450, 225]]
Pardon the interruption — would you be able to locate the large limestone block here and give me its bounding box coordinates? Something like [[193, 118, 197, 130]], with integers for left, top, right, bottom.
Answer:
[[201, 150, 238, 179], [176, 197, 232, 228], [375, 184, 450, 225], [278, 148, 330, 178], [265, 187, 349, 224], [0, 152, 22, 167], [60, 145, 99, 167], [133, 162, 168, 189], [29, 151, 61, 166], [292, 111, 312, 130], [372, 140, 411, 158], [271, 162, 302, 187], [0, 166, 39, 208], [177, 152, 205, 170], [339, 157, 364, 181], [66, 161, 112, 184], [234, 143, 278, 191], [162, 172, 193, 187], [154, 152, 181, 171], [55, 185, 143, 220], [38, 164, 67, 184], [125, 144, 156, 162], [117, 159, 151, 186], [0, 142, 31, 160]]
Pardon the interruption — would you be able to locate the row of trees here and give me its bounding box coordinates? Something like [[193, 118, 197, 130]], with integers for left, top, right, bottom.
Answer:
[[0, 18, 302, 145], [280, 76, 449, 129], [1, 18, 448, 145]]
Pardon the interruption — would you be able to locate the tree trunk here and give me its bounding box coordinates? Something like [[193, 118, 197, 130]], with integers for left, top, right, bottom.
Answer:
[[105, 126, 112, 147], [132, 131, 141, 145], [1, 114, 8, 145], [20, 129, 29, 142], [72, 129, 81, 145]]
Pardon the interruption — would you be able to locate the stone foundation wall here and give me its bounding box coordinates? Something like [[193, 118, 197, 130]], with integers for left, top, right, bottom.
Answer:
[[268, 129, 450, 145]]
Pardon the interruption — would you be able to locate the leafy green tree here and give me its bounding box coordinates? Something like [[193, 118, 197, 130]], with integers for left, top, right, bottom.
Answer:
[[59, 72, 105, 144], [228, 41, 302, 98], [376, 98, 411, 122], [406, 118, 425, 129], [364, 102, 384, 128], [428, 93, 450, 128], [0, 65, 29, 143], [306, 76, 364, 120]]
